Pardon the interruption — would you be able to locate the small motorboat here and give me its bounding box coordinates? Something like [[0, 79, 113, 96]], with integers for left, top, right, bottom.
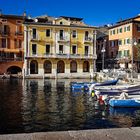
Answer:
[[71, 79, 119, 91], [109, 93, 140, 107], [93, 84, 140, 96]]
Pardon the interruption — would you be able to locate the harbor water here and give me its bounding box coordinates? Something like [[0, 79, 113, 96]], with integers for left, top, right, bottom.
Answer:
[[0, 79, 140, 134]]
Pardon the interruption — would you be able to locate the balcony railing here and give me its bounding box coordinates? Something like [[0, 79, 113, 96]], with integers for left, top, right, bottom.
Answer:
[[0, 31, 10, 36], [26, 53, 96, 59], [15, 31, 23, 36], [0, 57, 23, 62], [57, 36, 70, 42], [84, 37, 93, 43]]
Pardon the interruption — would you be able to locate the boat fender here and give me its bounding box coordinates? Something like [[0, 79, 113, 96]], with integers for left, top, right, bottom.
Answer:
[[95, 90, 100, 99], [91, 90, 95, 97]]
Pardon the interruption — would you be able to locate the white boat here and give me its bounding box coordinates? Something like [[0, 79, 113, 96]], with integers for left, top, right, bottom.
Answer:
[[91, 84, 140, 96]]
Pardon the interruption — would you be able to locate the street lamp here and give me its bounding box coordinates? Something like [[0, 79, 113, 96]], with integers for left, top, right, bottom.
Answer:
[[101, 40, 106, 71], [131, 38, 137, 78], [93, 30, 97, 73]]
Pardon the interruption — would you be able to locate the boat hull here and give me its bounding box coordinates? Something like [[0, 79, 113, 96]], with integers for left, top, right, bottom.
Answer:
[[109, 99, 140, 107], [94, 85, 140, 96]]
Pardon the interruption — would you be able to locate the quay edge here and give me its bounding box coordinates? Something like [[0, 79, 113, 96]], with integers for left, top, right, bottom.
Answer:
[[0, 127, 140, 140]]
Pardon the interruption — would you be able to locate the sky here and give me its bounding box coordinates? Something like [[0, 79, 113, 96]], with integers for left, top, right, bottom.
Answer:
[[1, 0, 140, 26]]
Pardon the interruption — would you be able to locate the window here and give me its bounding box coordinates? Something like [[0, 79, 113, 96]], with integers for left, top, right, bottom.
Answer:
[[111, 41, 115, 47], [126, 38, 130, 44], [60, 21, 63, 25], [85, 31, 89, 40], [124, 50, 129, 57], [16, 20, 22, 24], [16, 25, 22, 33], [127, 26, 130, 31], [138, 39, 140, 44], [137, 25, 140, 32], [59, 45, 63, 54], [85, 46, 89, 55], [118, 51, 122, 58], [119, 28, 122, 33], [113, 29, 115, 34], [124, 39, 126, 45], [2, 25, 9, 35], [118, 40, 122, 45], [46, 29, 51, 37], [14, 39, 17, 48], [32, 44, 37, 55], [2, 38, 6, 48], [72, 45, 77, 54], [1, 19, 7, 23], [117, 29, 119, 34], [72, 30, 77, 38], [110, 30, 112, 35], [59, 30, 64, 40], [111, 52, 113, 58], [19, 40, 22, 48], [124, 27, 126, 32], [98, 44, 100, 50], [46, 44, 50, 54], [32, 28, 36, 39]]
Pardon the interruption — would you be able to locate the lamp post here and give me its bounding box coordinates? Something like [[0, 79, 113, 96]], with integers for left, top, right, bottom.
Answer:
[[93, 30, 97, 73], [101, 40, 106, 71], [131, 38, 137, 78]]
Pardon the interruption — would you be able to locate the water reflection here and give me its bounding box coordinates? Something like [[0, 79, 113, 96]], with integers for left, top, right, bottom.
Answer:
[[0, 79, 140, 134]]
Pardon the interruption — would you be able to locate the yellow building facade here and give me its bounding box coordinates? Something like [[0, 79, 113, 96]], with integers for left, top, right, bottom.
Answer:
[[109, 15, 140, 71], [24, 16, 97, 78]]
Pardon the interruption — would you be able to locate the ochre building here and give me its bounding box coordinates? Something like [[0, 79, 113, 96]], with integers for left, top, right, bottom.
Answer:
[[24, 16, 97, 78]]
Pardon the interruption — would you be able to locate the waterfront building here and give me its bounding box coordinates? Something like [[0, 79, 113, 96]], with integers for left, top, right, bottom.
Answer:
[[96, 26, 109, 71], [24, 16, 97, 78], [0, 13, 25, 74], [109, 15, 140, 72]]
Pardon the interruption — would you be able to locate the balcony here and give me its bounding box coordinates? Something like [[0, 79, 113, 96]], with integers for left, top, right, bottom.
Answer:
[[84, 37, 93, 43], [0, 57, 23, 62], [15, 31, 23, 36], [25, 53, 97, 59], [57, 36, 70, 43], [0, 31, 10, 36], [30, 34, 40, 42]]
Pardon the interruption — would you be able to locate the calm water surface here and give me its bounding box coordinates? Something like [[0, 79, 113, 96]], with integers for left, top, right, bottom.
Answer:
[[0, 79, 140, 134]]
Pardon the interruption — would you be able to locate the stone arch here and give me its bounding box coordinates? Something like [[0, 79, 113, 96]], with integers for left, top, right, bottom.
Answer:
[[44, 60, 52, 74], [7, 66, 22, 74], [57, 60, 65, 73], [70, 60, 77, 73], [83, 61, 90, 72], [30, 60, 38, 74]]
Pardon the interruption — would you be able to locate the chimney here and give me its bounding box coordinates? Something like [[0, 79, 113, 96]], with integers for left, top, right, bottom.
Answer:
[[23, 11, 26, 17]]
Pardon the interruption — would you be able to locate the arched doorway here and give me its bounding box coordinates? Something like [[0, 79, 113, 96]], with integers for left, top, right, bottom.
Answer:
[[70, 60, 77, 73], [7, 66, 22, 74], [57, 60, 65, 73], [44, 60, 52, 74], [83, 61, 90, 72], [30, 60, 38, 74]]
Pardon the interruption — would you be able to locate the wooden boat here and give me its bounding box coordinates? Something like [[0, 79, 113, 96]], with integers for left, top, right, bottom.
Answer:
[[109, 96, 140, 108]]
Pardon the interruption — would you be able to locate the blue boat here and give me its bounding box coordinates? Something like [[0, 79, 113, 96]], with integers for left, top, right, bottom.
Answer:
[[109, 98, 140, 108], [71, 79, 119, 92]]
